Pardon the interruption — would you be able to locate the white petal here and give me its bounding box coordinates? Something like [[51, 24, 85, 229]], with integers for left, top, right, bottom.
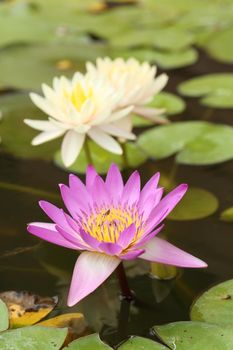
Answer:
[[24, 119, 57, 131], [68, 252, 120, 306], [153, 74, 169, 95], [88, 127, 122, 154], [99, 123, 136, 140], [61, 130, 85, 167], [30, 93, 58, 119], [114, 115, 133, 133], [133, 106, 169, 124], [108, 106, 134, 122], [32, 129, 65, 145]]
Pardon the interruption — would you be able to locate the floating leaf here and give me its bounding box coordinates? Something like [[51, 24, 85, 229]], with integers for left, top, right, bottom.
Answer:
[[118, 47, 198, 69], [54, 141, 147, 174], [191, 279, 233, 325], [111, 27, 194, 51], [178, 74, 233, 108], [0, 93, 60, 160], [63, 333, 112, 349], [0, 299, 9, 332], [0, 291, 58, 328], [220, 207, 233, 222], [154, 321, 233, 350], [168, 188, 218, 221], [118, 336, 168, 349], [38, 313, 87, 338], [137, 121, 233, 165], [0, 326, 67, 349], [132, 92, 185, 127], [205, 27, 233, 64]]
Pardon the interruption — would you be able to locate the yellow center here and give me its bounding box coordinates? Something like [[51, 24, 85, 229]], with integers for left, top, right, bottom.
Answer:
[[63, 83, 94, 112], [82, 206, 144, 244]]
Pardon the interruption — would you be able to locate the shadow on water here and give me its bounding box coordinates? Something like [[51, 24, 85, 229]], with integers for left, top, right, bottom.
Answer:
[[0, 49, 232, 346]]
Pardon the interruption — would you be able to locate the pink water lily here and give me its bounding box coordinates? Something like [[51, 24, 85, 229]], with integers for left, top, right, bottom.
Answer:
[[27, 164, 207, 306]]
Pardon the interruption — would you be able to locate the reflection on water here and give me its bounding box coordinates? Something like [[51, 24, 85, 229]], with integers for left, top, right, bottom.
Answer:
[[0, 51, 233, 346]]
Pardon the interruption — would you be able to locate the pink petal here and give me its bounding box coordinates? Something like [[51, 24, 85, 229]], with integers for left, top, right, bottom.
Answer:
[[91, 175, 110, 207], [27, 222, 77, 249], [39, 200, 72, 231], [117, 224, 136, 249], [67, 252, 120, 306], [120, 249, 145, 260], [133, 224, 164, 248], [59, 184, 90, 219], [139, 172, 160, 204], [122, 171, 141, 206], [140, 237, 207, 268], [145, 184, 188, 233], [105, 163, 124, 205], [85, 165, 98, 190], [99, 242, 122, 255], [56, 225, 88, 250]]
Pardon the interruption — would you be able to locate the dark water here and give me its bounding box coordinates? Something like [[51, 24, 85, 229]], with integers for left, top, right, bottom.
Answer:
[[0, 49, 232, 346]]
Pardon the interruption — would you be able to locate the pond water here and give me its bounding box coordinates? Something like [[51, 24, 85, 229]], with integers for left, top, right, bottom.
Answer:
[[0, 45, 232, 346]]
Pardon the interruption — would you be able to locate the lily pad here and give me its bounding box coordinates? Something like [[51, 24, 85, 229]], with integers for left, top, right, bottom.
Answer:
[[137, 121, 233, 165], [178, 74, 233, 108], [118, 47, 198, 69], [54, 141, 147, 174], [191, 279, 233, 325], [0, 326, 67, 350], [0, 42, 110, 90], [220, 207, 233, 222], [118, 336, 168, 349], [64, 333, 112, 349], [0, 299, 9, 332], [168, 188, 218, 221], [0, 93, 60, 160], [154, 321, 233, 350], [205, 27, 233, 64], [111, 27, 194, 51], [0, 291, 58, 328], [132, 92, 186, 127]]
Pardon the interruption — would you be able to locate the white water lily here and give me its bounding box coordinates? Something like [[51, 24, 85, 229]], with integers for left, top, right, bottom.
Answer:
[[86, 57, 169, 122], [24, 73, 135, 167]]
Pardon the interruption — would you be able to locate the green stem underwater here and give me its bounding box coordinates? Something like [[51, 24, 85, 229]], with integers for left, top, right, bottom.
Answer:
[[121, 142, 129, 169], [116, 262, 133, 301]]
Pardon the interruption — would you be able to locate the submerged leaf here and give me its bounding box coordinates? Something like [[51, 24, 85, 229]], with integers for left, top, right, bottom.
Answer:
[[168, 188, 218, 221], [154, 321, 233, 350], [220, 207, 233, 222], [0, 299, 9, 332], [150, 262, 178, 280], [0, 326, 67, 349], [191, 279, 233, 325], [0, 291, 58, 328]]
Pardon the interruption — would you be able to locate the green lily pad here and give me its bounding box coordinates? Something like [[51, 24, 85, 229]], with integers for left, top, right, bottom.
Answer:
[[168, 187, 219, 221], [132, 92, 186, 127], [154, 321, 233, 350], [64, 334, 112, 349], [205, 27, 233, 64], [54, 141, 147, 174], [0, 299, 9, 332], [220, 207, 233, 222], [0, 93, 60, 160], [178, 74, 233, 108], [111, 27, 194, 51], [118, 47, 198, 69], [137, 121, 233, 165], [118, 336, 168, 349], [191, 279, 233, 325], [0, 326, 67, 349], [0, 42, 110, 90]]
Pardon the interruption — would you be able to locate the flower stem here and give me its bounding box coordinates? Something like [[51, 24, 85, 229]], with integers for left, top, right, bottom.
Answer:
[[84, 138, 94, 165], [116, 262, 133, 301], [121, 142, 129, 169]]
